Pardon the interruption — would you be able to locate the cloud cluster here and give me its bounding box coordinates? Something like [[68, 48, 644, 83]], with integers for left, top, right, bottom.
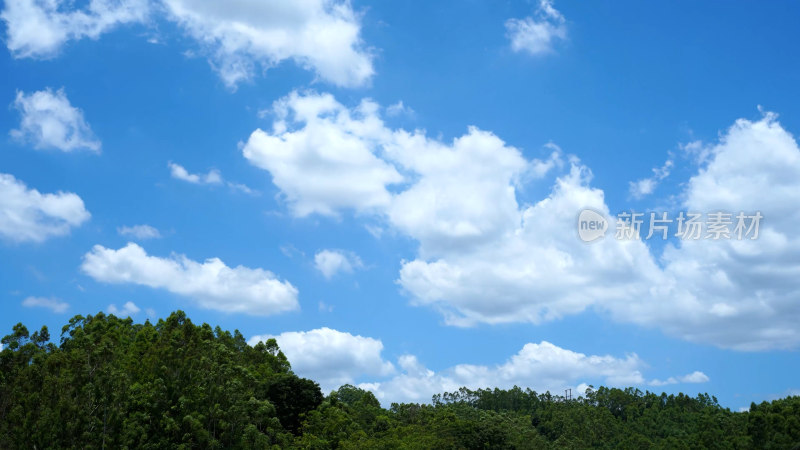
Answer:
[[250, 327, 707, 404], [81, 242, 299, 316], [1, 0, 373, 88], [245, 92, 800, 351], [0, 173, 90, 243], [363, 341, 650, 404], [1, 0, 150, 58], [243, 91, 559, 258], [162, 0, 373, 88], [11, 88, 101, 152]]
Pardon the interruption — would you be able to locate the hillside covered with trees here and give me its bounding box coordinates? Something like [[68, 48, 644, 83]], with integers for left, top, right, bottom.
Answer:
[[1, 312, 798, 449]]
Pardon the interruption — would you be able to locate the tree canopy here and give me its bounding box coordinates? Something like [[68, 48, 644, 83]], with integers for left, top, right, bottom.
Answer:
[[1, 312, 798, 449]]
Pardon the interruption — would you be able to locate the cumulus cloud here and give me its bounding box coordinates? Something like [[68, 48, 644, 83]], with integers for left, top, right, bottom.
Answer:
[[107, 301, 141, 317], [249, 327, 395, 393], [243, 91, 558, 257], [243, 92, 402, 217], [629, 157, 673, 199], [505, 0, 567, 56], [161, 0, 373, 88], [11, 88, 101, 152], [630, 112, 800, 350], [0, 173, 90, 242], [0, 0, 150, 58], [397, 163, 665, 326], [22, 296, 69, 313], [314, 249, 362, 279], [81, 242, 299, 316], [117, 224, 161, 240]]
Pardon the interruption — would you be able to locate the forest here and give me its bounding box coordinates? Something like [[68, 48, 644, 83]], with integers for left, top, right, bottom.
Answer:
[[1, 311, 798, 449]]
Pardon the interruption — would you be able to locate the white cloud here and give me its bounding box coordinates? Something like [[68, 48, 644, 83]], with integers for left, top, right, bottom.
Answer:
[[397, 163, 664, 326], [0, 173, 90, 243], [248, 327, 395, 393], [162, 0, 373, 88], [168, 162, 222, 184], [243, 92, 403, 217], [363, 341, 651, 405], [649, 371, 710, 387], [0, 0, 150, 58], [505, 0, 567, 56], [81, 242, 299, 316], [314, 249, 362, 279], [244, 91, 557, 257], [11, 88, 101, 152], [397, 113, 800, 350], [168, 162, 256, 194], [107, 301, 141, 317], [681, 371, 710, 383], [385, 126, 530, 257], [117, 224, 161, 240], [22, 296, 69, 313], [629, 158, 673, 199]]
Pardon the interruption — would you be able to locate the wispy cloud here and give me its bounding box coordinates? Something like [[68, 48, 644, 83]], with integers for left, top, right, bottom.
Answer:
[[22, 296, 69, 313], [505, 0, 567, 56]]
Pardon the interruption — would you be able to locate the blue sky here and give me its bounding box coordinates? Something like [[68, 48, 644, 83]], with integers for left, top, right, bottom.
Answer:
[[2, 0, 800, 409]]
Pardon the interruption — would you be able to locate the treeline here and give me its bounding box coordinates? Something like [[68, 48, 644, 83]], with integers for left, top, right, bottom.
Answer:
[[1, 312, 798, 449]]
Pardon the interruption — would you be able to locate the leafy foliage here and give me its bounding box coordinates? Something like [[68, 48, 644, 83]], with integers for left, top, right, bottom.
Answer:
[[1, 312, 798, 449]]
